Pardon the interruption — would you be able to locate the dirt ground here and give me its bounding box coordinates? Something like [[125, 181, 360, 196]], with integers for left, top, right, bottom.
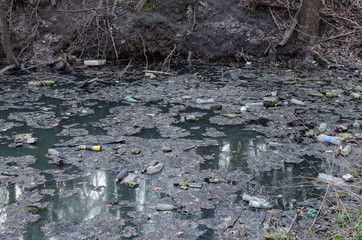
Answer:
[[0, 0, 361, 68]]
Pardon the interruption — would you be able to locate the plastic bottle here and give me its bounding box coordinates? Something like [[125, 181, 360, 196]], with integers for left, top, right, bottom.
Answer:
[[352, 120, 360, 129], [115, 169, 129, 183], [268, 142, 283, 147], [276, 100, 290, 106], [316, 134, 341, 145], [141, 160, 159, 173], [156, 203, 176, 211], [146, 163, 164, 174], [196, 98, 215, 104], [318, 123, 327, 132], [290, 98, 305, 106], [242, 193, 269, 205], [249, 200, 271, 209], [16, 138, 39, 144], [245, 102, 263, 107]]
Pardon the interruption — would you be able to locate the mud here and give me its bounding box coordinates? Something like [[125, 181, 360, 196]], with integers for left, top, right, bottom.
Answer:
[[0, 65, 361, 239]]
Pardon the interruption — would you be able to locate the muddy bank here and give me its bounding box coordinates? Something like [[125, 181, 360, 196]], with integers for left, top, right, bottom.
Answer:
[[0, 0, 361, 68]]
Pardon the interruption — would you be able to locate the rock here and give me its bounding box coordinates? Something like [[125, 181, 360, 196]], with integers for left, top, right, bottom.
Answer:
[[210, 105, 222, 111]]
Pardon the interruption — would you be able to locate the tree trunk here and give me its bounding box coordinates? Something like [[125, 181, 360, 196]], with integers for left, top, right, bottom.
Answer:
[[298, 0, 321, 44], [0, 1, 19, 66]]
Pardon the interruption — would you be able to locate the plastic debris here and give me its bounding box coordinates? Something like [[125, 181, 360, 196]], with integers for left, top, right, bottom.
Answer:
[[290, 98, 305, 106], [307, 209, 318, 218], [352, 120, 360, 129], [145, 72, 156, 79], [341, 145, 351, 156], [242, 193, 271, 209], [124, 96, 137, 103], [342, 174, 353, 182], [131, 148, 140, 154], [115, 169, 129, 183], [28, 80, 55, 86], [78, 145, 102, 151], [146, 163, 164, 174], [185, 115, 196, 121], [317, 173, 346, 186], [156, 203, 176, 211], [335, 124, 349, 133], [315, 134, 341, 145], [48, 148, 60, 157], [220, 113, 239, 118], [84, 59, 106, 66], [318, 123, 327, 132], [196, 98, 215, 104], [245, 102, 263, 107], [268, 142, 283, 147]]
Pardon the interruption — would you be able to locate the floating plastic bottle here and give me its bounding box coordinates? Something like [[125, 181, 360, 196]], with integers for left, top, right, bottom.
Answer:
[[141, 160, 159, 173], [242, 193, 270, 206], [290, 98, 305, 106], [315, 134, 341, 145], [146, 163, 164, 174], [115, 169, 129, 183], [16, 138, 39, 144], [196, 98, 215, 104], [318, 123, 327, 132], [268, 142, 283, 147], [156, 203, 176, 211], [245, 102, 263, 107], [352, 120, 360, 129]]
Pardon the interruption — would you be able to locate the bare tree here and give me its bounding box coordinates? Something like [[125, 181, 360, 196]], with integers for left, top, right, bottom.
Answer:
[[298, 0, 321, 44], [0, 0, 19, 68]]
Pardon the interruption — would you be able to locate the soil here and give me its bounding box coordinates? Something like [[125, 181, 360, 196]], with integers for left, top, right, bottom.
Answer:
[[0, 0, 361, 68]]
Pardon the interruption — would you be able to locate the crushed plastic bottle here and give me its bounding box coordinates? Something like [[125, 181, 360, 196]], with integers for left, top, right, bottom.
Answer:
[[315, 134, 341, 145], [141, 160, 159, 173], [146, 163, 164, 174], [196, 98, 215, 104], [341, 145, 351, 156], [318, 123, 327, 132]]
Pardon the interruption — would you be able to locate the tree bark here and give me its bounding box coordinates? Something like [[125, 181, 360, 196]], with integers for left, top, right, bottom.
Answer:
[[0, 1, 19, 67], [298, 0, 321, 44]]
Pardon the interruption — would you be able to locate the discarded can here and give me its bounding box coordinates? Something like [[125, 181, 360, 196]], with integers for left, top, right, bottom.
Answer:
[[315, 135, 341, 145], [156, 203, 176, 211], [146, 163, 164, 174], [115, 169, 129, 183], [318, 123, 327, 133], [52, 157, 64, 167], [78, 145, 102, 151]]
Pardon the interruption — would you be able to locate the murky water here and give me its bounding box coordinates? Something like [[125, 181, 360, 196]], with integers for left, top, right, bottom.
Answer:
[[1, 65, 355, 239]]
